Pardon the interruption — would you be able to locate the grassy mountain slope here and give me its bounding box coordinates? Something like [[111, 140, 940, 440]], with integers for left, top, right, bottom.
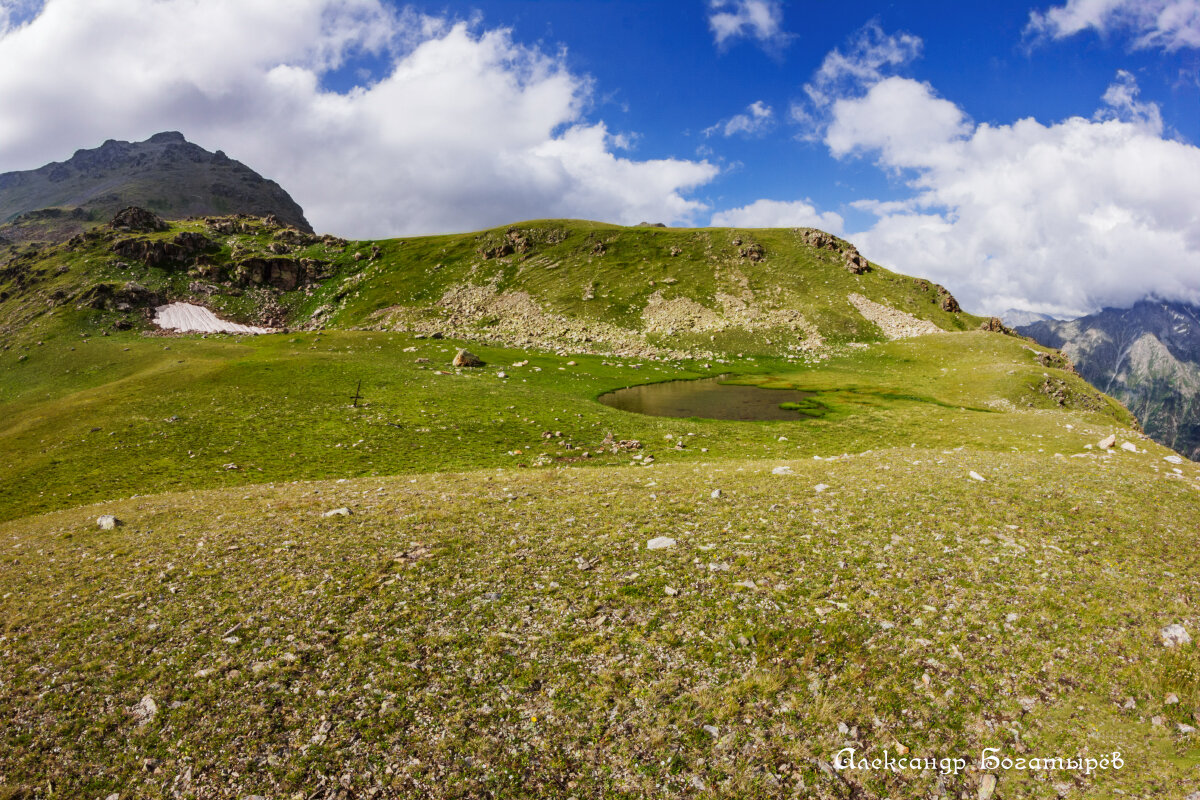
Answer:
[[0, 213, 1194, 799]]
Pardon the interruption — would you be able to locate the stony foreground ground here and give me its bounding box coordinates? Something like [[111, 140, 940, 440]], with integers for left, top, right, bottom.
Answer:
[[2, 447, 1198, 799]]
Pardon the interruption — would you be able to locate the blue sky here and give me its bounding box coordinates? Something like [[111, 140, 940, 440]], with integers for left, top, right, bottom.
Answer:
[[366, 0, 1197, 234], [0, 0, 1198, 315]]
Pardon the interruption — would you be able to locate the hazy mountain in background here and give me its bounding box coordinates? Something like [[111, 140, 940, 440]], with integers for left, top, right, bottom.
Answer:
[[1001, 308, 1061, 328], [1021, 300, 1200, 459], [0, 132, 310, 244]]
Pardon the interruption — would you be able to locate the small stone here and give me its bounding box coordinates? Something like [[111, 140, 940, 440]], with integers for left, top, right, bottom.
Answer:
[[1179, 723, 1197, 734], [664, 586, 678, 596], [1166, 693, 1180, 705], [710, 489, 722, 498], [1122, 697, 1136, 710], [1120, 441, 1138, 452], [1098, 434, 1116, 449], [97, 515, 120, 530], [1152, 715, 1164, 727], [323, 507, 351, 518], [689, 775, 707, 791], [1161, 623, 1192, 647], [646, 536, 676, 550], [771, 466, 793, 475], [1018, 697, 1037, 712], [734, 580, 757, 590], [702, 724, 720, 738], [814, 483, 829, 492], [969, 471, 985, 482], [1165, 455, 1184, 464], [978, 773, 998, 800], [130, 695, 158, 725], [497, 371, 507, 378], [894, 743, 908, 755]]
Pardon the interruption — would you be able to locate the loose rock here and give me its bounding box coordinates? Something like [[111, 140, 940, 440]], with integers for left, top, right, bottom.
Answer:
[[97, 515, 120, 530], [646, 537, 676, 550], [1161, 623, 1192, 647]]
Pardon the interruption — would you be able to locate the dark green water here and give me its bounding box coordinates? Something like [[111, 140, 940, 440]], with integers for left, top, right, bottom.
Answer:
[[598, 376, 823, 421]]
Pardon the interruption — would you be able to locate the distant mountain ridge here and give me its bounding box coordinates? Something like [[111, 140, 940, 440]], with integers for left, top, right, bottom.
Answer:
[[0, 132, 310, 241], [1020, 299, 1200, 459], [1000, 308, 1061, 328]]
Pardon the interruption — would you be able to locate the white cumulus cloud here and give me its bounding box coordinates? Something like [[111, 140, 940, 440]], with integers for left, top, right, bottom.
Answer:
[[1027, 0, 1200, 51], [704, 101, 775, 137], [0, 0, 718, 237], [791, 21, 922, 138], [831, 72, 1200, 316], [707, 0, 788, 50], [710, 199, 845, 232]]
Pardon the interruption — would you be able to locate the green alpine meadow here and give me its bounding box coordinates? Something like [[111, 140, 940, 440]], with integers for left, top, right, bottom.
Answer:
[[1, 209, 1196, 799]]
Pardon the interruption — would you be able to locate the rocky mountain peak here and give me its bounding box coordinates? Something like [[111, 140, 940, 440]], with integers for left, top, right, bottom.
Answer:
[[0, 132, 311, 243]]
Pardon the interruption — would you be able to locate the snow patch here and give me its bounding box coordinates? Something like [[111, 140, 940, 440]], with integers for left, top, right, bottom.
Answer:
[[153, 303, 272, 335]]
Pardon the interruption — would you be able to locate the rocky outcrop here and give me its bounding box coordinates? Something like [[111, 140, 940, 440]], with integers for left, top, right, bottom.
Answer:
[[232, 257, 311, 291], [475, 227, 566, 259], [937, 286, 962, 313], [798, 229, 872, 274], [109, 206, 168, 233], [79, 281, 164, 312], [980, 316, 1016, 335]]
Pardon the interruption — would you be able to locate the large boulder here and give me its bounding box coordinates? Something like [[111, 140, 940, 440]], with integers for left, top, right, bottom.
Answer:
[[453, 349, 484, 367]]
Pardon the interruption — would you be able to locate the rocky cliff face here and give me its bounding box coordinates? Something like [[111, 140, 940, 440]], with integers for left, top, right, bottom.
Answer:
[[0, 132, 310, 242], [1021, 300, 1200, 459]]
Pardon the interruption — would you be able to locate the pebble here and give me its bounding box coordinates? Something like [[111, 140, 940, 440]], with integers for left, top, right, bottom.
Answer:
[[1166, 693, 1180, 705], [1165, 455, 1184, 464], [1120, 441, 1138, 452], [814, 484, 829, 492], [646, 536, 676, 550], [1098, 434, 1116, 449], [703, 724, 720, 738], [710, 489, 722, 498], [771, 466, 793, 475], [664, 586, 678, 596], [323, 507, 351, 517], [97, 515, 120, 530], [969, 471, 985, 482]]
